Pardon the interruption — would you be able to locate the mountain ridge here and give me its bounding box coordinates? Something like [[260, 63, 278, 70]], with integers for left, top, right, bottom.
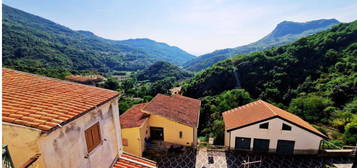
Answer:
[[2, 4, 194, 72], [117, 38, 195, 65], [183, 19, 341, 72]]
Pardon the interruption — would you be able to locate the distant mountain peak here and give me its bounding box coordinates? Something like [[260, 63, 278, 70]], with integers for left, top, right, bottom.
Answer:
[[270, 19, 340, 38], [183, 18, 341, 72]]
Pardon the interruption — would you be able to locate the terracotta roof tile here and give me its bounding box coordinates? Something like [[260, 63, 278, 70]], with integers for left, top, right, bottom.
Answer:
[[3, 116, 16, 123], [38, 125, 52, 131], [113, 153, 157, 168], [2, 68, 120, 132], [120, 103, 149, 128], [222, 100, 326, 138], [142, 94, 201, 127]]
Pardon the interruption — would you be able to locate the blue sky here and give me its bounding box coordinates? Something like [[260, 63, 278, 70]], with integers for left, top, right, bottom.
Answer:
[[3, 0, 357, 55]]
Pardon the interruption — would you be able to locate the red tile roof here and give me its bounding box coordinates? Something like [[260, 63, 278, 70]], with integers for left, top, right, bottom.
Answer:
[[222, 100, 326, 138], [120, 103, 149, 128], [142, 94, 201, 127], [65, 75, 106, 84], [2, 68, 120, 132], [113, 153, 157, 168]]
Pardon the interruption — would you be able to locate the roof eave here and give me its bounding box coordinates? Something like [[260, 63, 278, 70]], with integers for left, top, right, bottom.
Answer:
[[44, 93, 120, 134]]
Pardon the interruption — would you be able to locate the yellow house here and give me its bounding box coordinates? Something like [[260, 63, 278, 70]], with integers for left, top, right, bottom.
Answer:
[[120, 94, 201, 157], [2, 68, 157, 168]]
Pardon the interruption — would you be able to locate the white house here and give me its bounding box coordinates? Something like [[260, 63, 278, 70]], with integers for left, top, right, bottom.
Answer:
[[223, 100, 327, 155]]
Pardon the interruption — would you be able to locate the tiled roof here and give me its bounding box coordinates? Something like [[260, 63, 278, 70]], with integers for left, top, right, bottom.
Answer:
[[2, 68, 120, 132], [120, 103, 149, 128], [65, 75, 106, 84], [113, 153, 157, 168], [222, 100, 326, 138], [142, 94, 201, 127]]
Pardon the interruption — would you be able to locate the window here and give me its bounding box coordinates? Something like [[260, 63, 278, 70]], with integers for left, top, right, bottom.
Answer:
[[122, 138, 128, 146], [85, 122, 102, 153], [282, 123, 292, 131], [179, 131, 183, 138], [259, 122, 269, 129]]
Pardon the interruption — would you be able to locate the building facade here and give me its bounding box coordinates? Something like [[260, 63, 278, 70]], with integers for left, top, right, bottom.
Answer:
[[120, 94, 201, 156], [223, 100, 327, 155], [2, 68, 156, 168]]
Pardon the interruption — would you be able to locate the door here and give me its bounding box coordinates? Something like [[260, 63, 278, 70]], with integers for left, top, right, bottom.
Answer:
[[150, 127, 164, 140], [253, 138, 270, 152], [235, 137, 251, 150], [276, 140, 295, 155]]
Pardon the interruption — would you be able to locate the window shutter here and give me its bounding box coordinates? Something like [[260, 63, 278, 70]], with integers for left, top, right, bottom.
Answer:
[[122, 138, 128, 146], [93, 123, 101, 146], [85, 122, 102, 153]]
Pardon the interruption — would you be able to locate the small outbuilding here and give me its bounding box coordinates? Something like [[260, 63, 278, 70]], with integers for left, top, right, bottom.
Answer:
[[223, 100, 327, 155]]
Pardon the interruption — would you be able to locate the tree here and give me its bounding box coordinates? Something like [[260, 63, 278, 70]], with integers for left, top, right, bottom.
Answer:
[[199, 89, 253, 144], [101, 78, 120, 90], [216, 89, 253, 112], [344, 122, 357, 145], [120, 79, 136, 91], [148, 77, 175, 96], [288, 95, 333, 123]]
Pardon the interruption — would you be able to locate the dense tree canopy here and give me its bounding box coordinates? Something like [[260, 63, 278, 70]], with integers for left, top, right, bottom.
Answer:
[[183, 20, 357, 145], [199, 89, 253, 144], [288, 96, 333, 123], [136, 61, 192, 82]]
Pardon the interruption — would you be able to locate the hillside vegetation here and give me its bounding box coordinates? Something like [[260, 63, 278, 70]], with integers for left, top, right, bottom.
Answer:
[[136, 61, 193, 82], [183, 20, 357, 145], [117, 39, 195, 65], [2, 5, 194, 72], [183, 19, 340, 72]]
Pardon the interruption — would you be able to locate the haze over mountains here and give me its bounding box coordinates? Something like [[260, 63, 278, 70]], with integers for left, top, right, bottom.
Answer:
[[183, 19, 341, 72], [2, 5, 195, 72]]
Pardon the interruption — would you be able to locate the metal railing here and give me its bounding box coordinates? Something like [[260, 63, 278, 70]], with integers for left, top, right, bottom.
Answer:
[[2, 145, 14, 168]]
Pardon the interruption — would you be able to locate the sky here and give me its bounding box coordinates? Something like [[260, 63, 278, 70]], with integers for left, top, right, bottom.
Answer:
[[3, 0, 357, 56]]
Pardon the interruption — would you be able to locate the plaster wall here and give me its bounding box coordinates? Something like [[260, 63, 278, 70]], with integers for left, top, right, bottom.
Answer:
[[38, 98, 121, 168], [227, 118, 323, 154], [2, 124, 44, 168]]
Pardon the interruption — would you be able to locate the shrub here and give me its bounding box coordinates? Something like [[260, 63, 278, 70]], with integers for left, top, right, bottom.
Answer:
[[344, 122, 357, 145]]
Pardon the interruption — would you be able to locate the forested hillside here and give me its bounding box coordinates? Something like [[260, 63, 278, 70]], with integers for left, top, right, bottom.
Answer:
[[183, 19, 340, 72], [136, 61, 192, 82], [2, 5, 194, 72], [117, 39, 195, 65], [183, 20, 357, 145]]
